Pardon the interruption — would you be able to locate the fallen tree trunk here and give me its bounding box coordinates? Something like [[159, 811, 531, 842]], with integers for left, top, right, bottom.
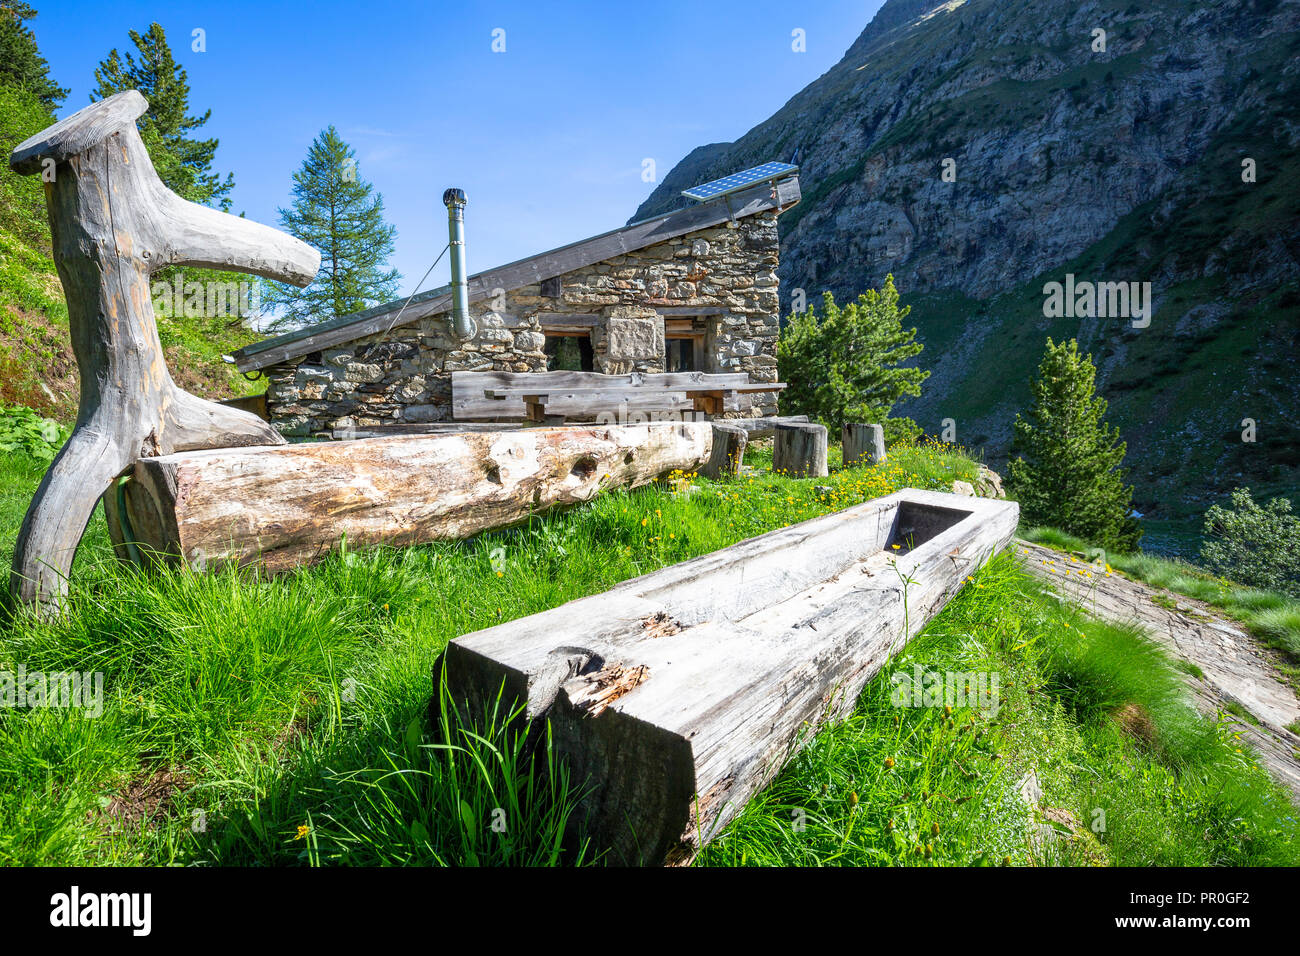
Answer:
[[437, 489, 1019, 865], [104, 422, 712, 573]]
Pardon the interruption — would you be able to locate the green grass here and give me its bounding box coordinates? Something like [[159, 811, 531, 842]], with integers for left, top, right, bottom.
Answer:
[[702, 552, 1299, 867], [1022, 526, 1300, 665], [1, 443, 1296, 866]]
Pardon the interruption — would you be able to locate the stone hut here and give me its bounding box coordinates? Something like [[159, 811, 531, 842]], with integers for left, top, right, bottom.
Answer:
[[230, 167, 801, 437]]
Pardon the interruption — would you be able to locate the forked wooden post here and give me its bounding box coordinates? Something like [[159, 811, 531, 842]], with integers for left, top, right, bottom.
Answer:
[[8, 91, 319, 611]]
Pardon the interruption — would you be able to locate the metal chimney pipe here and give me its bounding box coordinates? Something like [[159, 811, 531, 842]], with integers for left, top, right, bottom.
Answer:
[[443, 187, 473, 338]]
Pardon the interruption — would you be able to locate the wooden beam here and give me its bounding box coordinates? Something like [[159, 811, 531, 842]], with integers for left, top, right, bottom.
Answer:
[[454, 370, 758, 421], [720, 416, 810, 439], [105, 423, 714, 574], [436, 489, 1020, 865]]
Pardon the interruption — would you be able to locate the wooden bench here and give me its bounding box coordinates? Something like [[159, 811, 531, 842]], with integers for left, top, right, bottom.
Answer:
[[452, 370, 786, 423]]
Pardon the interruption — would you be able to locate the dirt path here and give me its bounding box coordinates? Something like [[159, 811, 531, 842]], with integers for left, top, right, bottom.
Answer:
[[1016, 539, 1300, 800]]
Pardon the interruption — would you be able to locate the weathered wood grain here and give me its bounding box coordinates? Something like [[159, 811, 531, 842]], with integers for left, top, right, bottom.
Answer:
[[437, 489, 1019, 864], [454, 370, 765, 421], [701, 423, 747, 479], [843, 423, 886, 467], [8, 91, 319, 611], [106, 422, 713, 573], [773, 422, 829, 477], [721, 415, 810, 439]]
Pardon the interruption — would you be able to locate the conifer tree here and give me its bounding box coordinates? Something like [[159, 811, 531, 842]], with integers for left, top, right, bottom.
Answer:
[[263, 126, 400, 329], [0, 2, 67, 112], [1007, 338, 1141, 551], [92, 22, 233, 208], [777, 274, 928, 440]]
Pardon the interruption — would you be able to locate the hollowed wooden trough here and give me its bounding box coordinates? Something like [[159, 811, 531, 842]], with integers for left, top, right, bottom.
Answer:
[[437, 488, 1018, 865]]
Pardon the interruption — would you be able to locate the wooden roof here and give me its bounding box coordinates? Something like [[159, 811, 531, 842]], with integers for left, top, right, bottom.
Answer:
[[230, 175, 800, 372]]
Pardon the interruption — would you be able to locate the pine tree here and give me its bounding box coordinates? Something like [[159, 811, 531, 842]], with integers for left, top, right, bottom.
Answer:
[[92, 22, 233, 208], [777, 274, 928, 440], [1007, 338, 1141, 552], [263, 126, 400, 329], [0, 2, 67, 112]]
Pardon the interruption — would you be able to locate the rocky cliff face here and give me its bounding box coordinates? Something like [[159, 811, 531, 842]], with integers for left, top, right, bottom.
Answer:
[[635, 0, 1300, 547]]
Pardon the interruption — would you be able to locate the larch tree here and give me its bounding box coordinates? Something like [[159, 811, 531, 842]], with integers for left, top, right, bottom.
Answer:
[[263, 126, 400, 329]]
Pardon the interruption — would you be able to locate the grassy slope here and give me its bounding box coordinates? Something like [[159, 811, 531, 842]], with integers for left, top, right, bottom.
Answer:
[[0, 85, 264, 423], [1, 442, 1295, 866]]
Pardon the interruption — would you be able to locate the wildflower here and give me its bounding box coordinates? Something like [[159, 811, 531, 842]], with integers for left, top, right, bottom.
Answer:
[[884, 757, 895, 769], [295, 824, 311, 841]]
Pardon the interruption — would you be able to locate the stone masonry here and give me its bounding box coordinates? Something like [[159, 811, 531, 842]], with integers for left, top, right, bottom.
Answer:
[[263, 210, 782, 437]]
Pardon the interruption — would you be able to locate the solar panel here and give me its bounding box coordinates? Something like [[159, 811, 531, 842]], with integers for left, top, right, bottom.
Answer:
[[681, 162, 799, 202]]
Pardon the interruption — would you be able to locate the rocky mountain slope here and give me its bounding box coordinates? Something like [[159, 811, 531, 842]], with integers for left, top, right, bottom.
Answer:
[[635, 0, 1300, 549]]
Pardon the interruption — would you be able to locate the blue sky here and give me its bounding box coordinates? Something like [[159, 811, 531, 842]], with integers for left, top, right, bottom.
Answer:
[[32, 0, 882, 300]]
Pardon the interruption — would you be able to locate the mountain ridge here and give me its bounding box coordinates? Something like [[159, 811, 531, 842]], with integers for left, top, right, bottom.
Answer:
[[635, 0, 1300, 548]]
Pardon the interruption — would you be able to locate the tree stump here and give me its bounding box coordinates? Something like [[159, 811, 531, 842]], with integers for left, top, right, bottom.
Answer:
[[773, 422, 828, 478], [8, 91, 319, 611], [701, 423, 747, 479], [842, 422, 886, 467]]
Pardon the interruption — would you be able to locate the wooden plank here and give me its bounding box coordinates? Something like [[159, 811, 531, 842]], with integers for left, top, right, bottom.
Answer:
[[523, 393, 698, 423], [105, 422, 714, 573], [722, 416, 810, 438], [486, 382, 782, 399], [232, 176, 801, 372], [455, 370, 759, 421], [436, 489, 1019, 865]]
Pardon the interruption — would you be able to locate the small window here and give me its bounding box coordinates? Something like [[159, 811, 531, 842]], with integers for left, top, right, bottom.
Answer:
[[544, 334, 594, 371], [665, 338, 696, 372]]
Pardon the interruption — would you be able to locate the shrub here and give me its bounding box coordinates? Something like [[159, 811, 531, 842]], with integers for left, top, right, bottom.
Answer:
[[1200, 488, 1300, 597], [777, 275, 929, 438], [0, 403, 68, 461]]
